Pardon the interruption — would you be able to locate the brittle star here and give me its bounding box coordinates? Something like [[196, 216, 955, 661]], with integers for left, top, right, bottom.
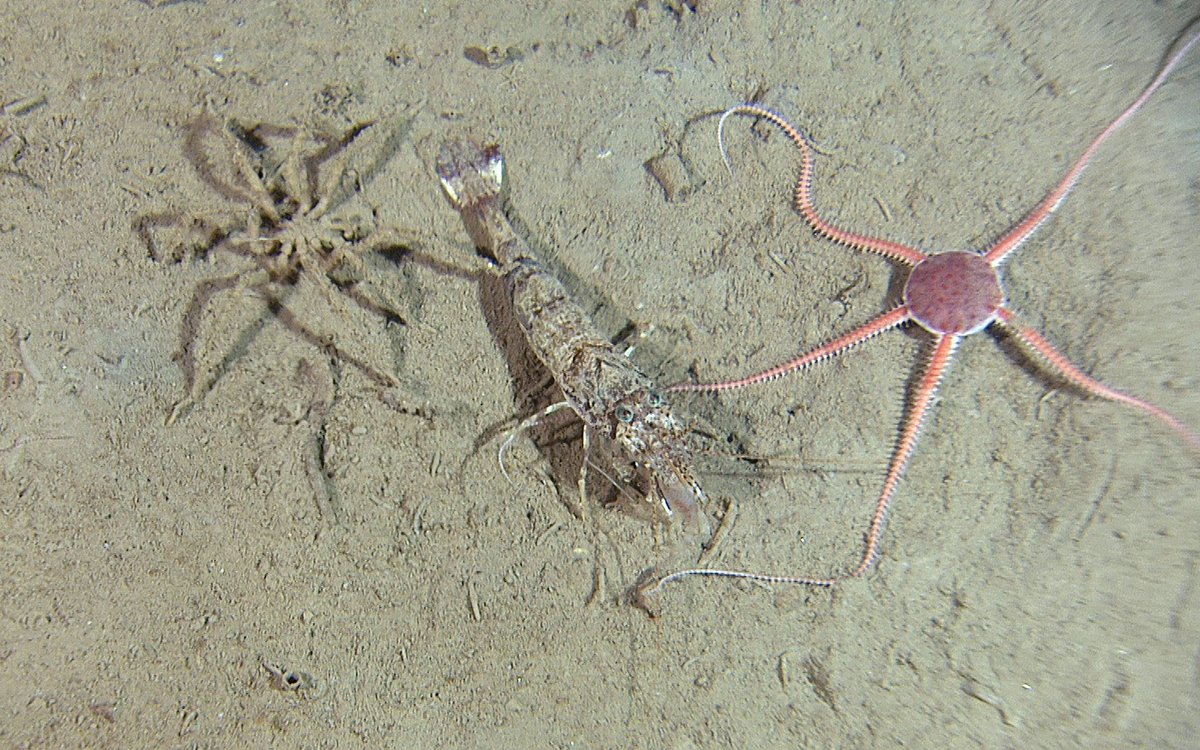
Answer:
[[655, 21, 1200, 592]]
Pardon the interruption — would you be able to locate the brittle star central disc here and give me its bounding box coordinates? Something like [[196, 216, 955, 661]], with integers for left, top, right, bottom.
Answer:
[[904, 251, 1004, 335]]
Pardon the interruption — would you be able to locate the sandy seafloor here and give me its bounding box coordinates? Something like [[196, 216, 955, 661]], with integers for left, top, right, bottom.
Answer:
[[1, 0, 1198, 747]]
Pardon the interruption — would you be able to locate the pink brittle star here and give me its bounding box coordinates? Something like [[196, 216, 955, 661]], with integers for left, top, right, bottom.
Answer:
[[656, 22, 1200, 591]]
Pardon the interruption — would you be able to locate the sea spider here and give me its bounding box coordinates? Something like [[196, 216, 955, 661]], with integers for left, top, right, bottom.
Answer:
[[654, 21, 1200, 591], [136, 114, 418, 424]]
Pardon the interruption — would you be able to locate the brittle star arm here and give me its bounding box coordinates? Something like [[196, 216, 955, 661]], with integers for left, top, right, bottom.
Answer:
[[720, 104, 927, 267], [669, 305, 910, 393], [652, 332, 960, 590], [992, 308, 1200, 452], [984, 21, 1200, 266], [848, 333, 959, 578]]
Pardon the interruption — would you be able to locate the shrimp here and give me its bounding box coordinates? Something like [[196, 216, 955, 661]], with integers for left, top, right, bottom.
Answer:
[[435, 137, 706, 533]]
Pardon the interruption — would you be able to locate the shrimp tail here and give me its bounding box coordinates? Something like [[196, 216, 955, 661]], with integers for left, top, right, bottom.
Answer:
[[436, 139, 504, 210]]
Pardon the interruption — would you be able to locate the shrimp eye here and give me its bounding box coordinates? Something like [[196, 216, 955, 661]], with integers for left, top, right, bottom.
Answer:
[[647, 391, 666, 408], [615, 405, 635, 423]]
